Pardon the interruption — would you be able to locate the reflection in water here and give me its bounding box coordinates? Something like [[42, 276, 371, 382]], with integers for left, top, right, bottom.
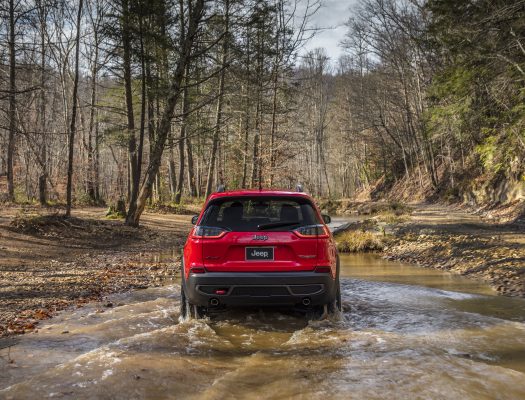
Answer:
[[339, 253, 496, 295], [1, 254, 525, 399]]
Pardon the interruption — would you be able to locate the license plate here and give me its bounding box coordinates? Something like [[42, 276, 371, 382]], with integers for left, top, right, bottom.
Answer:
[[245, 247, 274, 261]]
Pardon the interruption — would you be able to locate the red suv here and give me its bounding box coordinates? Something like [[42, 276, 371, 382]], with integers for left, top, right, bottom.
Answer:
[[180, 189, 341, 318]]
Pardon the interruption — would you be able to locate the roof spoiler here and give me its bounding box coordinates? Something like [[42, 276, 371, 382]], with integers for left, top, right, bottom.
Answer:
[[216, 184, 226, 193]]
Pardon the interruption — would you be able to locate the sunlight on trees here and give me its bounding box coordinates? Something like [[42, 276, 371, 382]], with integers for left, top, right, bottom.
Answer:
[[0, 0, 523, 224]]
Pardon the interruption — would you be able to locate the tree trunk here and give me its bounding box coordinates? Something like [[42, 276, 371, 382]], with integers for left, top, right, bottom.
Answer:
[[122, 0, 139, 220], [146, 50, 157, 202], [38, 1, 48, 205], [65, 0, 84, 217], [205, 0, 229, 198], [7, 0, 17, 201], [125, 0, 205, 226], [240, 27, 251, 189], [136, 14, 147, 197], [87, 27, 99, 203], [269, 70, 278, 187], [251, 105, 260, 188], [186, 136, 197, 197], [269, 2, 282, 188], [251, 23, 264, 189], [94, 119, 100, 201], [175, 68, 190, 203], [241, 83, 250, 189], [168, 131, 177, 200]]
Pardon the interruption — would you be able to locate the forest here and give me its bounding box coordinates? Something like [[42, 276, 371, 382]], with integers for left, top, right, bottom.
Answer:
[[2, 1, 525, 391], [1, 0, 524, 226]]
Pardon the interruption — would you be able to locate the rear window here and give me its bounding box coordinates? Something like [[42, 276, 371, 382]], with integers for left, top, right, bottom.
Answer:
[[200, 196, 321, 232]]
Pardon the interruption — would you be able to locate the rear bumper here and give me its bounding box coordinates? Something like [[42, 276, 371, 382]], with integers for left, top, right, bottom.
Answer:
[[184, 271, 336, 308]]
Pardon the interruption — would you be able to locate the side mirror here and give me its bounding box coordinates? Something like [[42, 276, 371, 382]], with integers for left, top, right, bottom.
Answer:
[[191, 215, 199, 225], [322, 214, 331, 224]]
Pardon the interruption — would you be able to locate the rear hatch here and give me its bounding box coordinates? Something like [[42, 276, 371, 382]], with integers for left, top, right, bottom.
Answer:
[[196, 196, 324, 272]]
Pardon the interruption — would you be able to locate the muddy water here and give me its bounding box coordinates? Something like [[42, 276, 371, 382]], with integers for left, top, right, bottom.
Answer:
[[1, 254, 525, 399]]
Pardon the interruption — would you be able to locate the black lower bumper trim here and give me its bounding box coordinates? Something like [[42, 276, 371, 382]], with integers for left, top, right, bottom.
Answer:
[[184, 271, 336, 307]]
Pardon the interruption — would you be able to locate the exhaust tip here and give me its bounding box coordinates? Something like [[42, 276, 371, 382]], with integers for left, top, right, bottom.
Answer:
[[210, 298, 219, 307], [302, 298, 311, 306]]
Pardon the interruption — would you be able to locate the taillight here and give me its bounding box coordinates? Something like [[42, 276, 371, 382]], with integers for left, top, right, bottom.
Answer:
[[293, 224, 329, 238], [190, 267, 206, 274], [314, 266, 331, 274], [192, 226, 228, 239]]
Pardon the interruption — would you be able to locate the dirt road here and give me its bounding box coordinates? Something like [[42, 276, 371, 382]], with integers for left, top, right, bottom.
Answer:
[[0, 207, 191, 336]]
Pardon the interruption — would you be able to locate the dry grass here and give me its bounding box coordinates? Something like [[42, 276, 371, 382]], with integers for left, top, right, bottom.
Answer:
[[336, 230, 384, 253], [375, 210, 410, 224]]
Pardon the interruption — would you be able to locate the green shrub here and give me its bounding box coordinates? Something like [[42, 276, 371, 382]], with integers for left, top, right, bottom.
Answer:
[[106, 199, 127, 219]]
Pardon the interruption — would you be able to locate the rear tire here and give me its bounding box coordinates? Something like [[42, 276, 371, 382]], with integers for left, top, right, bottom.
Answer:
[[328, 280, 342, 314], [327, 257, 342, 315], [311, 280, 341, 320], [180, 282, 206, 320], [192, 304, 206, 319], [180, 284, 189, 319]]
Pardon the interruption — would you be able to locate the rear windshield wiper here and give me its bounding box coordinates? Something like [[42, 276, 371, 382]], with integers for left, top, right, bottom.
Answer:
[[257, 221, 301, 230]]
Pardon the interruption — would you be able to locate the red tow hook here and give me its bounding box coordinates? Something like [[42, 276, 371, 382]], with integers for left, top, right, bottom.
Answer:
[[215, 289, 227, 295]]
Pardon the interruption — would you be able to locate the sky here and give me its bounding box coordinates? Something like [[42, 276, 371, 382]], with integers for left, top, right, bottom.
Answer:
[[300, 0, 357, 63]]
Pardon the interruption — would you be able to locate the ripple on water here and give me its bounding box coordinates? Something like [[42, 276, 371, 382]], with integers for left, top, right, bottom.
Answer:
[[2, 262, 525, 399]]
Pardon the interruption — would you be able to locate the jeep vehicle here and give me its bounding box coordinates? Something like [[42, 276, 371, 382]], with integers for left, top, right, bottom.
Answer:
[[180, 189, 340, 318]]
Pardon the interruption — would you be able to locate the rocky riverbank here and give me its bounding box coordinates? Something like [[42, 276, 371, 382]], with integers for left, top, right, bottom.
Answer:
[[385, 230, 525, 297], [332, 203, 525, 297], [383, 205, 525, 297]]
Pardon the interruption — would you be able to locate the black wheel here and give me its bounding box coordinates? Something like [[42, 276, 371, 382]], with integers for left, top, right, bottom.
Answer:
[[191, 304, 206, 319], [180, 281, 206, 320], [180, 284, 189, 319], [328, 279, 342, 313], [328, 257, 342, 314]]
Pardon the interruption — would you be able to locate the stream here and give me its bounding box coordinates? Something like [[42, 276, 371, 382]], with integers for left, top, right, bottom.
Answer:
[[1, 253, 525, 399]]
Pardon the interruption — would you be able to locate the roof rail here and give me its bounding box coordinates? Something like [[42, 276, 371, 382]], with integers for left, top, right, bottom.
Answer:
[[296, 184, 304, 192], [217, 184, 225, 193]]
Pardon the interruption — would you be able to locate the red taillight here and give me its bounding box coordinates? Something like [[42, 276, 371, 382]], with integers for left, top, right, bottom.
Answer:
[[190, 267, 206, 274], [293, 224, 329, 238], [192, 226, 228, 239], [314, 266, 331, 274]]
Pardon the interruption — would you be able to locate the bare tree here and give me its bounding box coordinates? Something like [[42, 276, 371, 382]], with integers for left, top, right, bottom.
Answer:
[[125, 0, 206, 226], [65, 0, 84, 217], [205, 0, 230, 198], [6, 0, 17, 201]]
